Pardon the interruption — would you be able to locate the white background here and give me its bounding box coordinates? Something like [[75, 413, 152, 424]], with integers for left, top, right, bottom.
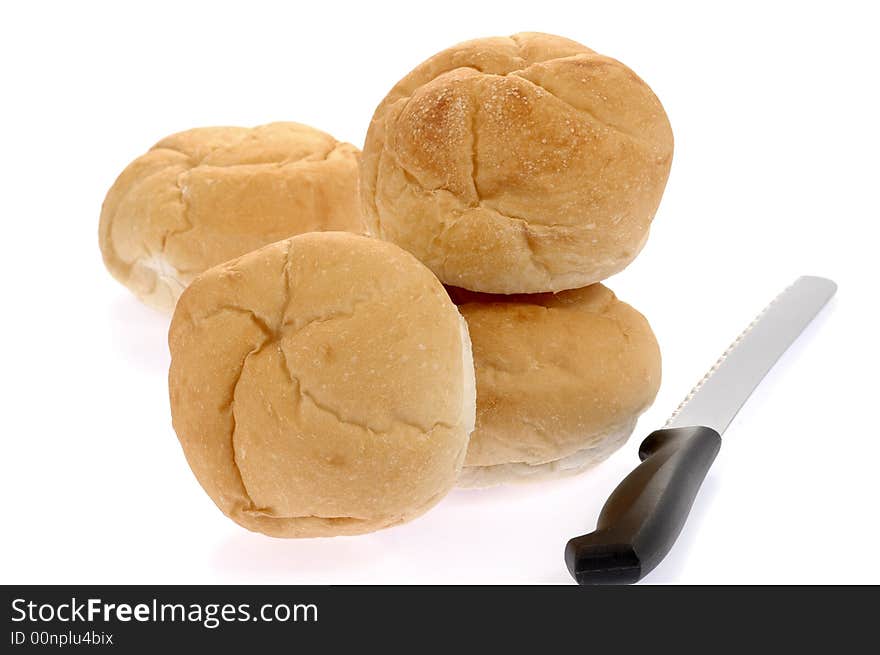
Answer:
[[2, 1, 878, 584]]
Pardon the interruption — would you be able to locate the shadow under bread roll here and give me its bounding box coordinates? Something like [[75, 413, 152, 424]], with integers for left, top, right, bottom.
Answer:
[[447, 284, 660, 487], [169, 232, 476, 537], [100, 122, 363, 313]]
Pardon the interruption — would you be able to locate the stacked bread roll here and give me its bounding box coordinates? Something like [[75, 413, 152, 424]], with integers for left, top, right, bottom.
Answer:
[[101, 33, 671, 537], [361, 32, 669, 487]]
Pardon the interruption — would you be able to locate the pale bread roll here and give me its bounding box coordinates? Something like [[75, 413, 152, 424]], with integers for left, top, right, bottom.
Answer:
[[100, 122, 364, 312], [169, 232, 476, 537], [361, 32, 673, 294], [447, 284, 660, 486]]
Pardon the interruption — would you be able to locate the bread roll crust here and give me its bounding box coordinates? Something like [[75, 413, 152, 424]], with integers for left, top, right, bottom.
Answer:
[[169, 232, 476, 537], [448, 284, 661, 486], [100, 122, 364, 312], [361, 32, 673, 293]]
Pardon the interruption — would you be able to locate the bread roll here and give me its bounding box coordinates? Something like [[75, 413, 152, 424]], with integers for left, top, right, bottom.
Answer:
[[100, 122, 363, 312], [361, 32, 673, 294], [447, 284, 660, 486], [169, 232, 476, 537]]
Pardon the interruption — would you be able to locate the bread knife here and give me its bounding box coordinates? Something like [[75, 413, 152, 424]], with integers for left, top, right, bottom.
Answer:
[[564, 275, 837, 585]]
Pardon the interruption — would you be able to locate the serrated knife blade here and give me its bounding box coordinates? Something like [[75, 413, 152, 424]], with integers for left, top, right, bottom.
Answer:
[[565, 275, 837, 585], [665, 275, 837, 434]]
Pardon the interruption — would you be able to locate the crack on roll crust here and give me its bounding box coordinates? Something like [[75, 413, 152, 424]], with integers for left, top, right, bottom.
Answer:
[[521, 230, 552, 281], [281, 240, 296, 326], [157, 124, 327, 167], [478, 351, 594, 380], [196, 304, 279, 512], [199, 305, 276, 339], [508, 33, 526, 55], [280, 305, 462, 437], [468, 90, 482, 201], [382, 116, 577, 231], [381, 142, 567, 282], [155, 141, 344, 254], [509, 69, 649, 145], [287, 367, 458, 436], [228, 338, 274, 513], [156, 127, 255, 164], [164, 141, 342, 171], [161, 172, 196, 252], [388, 153, 579, 229]]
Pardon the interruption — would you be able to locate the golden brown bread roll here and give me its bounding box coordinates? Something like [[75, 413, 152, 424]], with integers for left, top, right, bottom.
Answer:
[[361, 32, 673, 294], [447, 284, 660, 486], [100, 122, 364, 312], [169, 232, 476, 537]]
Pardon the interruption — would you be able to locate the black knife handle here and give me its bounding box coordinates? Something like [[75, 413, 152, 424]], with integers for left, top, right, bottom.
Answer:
[[564, 425, 721, 585]]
